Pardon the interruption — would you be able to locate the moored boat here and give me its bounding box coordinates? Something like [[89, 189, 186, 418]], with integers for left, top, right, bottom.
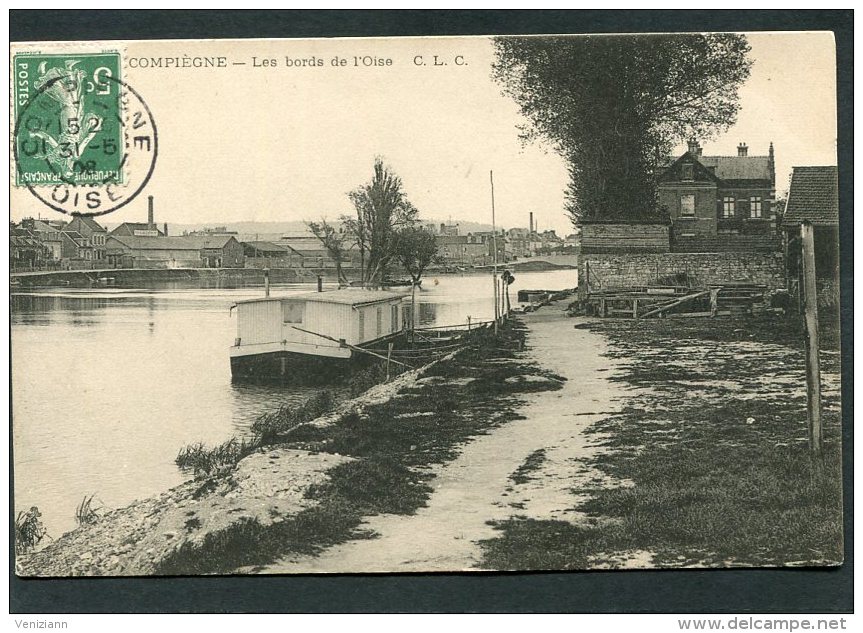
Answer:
[[230, 288, 410, 383]]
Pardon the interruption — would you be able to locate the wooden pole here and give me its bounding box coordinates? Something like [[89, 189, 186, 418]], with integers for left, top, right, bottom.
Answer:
[[410, 281, 417, 345], [800, 221, 823, 460], [386, 342, 393, 381], [490, 170, 499, 335]]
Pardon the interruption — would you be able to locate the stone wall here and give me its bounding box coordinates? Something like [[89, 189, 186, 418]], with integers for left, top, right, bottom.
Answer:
[[580, 222, 670, 253], [580, 251, 786, 294]]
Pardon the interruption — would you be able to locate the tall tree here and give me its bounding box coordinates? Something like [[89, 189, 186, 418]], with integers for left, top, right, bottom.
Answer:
[[492, 34, 752, 224], [307, 219, 350, 285], [347, 158, 419, 285]]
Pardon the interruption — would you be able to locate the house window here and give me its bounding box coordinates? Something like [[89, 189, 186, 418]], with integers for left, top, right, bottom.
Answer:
[[681, 164, 694, 181], [358, 310, 365, 340], [680, 194, 695, 217], [722, 196, 735, 218], [750, 196, 762, 218], [376, 307, 383, 337], [281, 301, 304, 323], [391, 305, 398, 333]]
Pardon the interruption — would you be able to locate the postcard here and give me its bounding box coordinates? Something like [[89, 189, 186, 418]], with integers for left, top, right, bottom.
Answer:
[[10, 32, 842, 577]]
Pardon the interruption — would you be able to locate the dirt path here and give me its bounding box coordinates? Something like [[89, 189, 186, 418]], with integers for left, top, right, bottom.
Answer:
[[262, 307, 622, 573]]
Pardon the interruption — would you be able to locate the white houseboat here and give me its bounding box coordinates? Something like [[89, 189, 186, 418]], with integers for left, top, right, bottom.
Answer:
[[230, 288, 410, 382]]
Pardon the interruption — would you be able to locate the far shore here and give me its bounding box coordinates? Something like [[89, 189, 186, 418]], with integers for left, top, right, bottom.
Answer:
[[10, 259, 576, 289]]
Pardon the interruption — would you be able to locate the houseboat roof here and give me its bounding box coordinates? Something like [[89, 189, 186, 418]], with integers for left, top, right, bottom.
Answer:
[[237, 288, 406, 307]]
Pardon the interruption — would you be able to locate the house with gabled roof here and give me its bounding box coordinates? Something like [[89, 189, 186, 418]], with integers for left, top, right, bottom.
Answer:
[[782, 165, 839, 281], [658, 140, 780, 253], [66, 215, 108, 261]]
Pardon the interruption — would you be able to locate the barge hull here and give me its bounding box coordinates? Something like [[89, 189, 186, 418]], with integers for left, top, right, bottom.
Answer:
[[230, 350, 383, 384]]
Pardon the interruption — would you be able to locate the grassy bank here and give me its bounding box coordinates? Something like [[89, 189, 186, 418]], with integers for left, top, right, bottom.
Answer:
[[156, 321, 564, 574], [480, 314, 843, 569]]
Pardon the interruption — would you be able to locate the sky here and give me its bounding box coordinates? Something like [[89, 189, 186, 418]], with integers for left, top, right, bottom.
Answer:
[[10, 32, 837, 236]]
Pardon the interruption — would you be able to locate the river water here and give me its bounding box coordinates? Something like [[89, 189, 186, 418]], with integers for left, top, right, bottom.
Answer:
[[12, 269, 576, 538]]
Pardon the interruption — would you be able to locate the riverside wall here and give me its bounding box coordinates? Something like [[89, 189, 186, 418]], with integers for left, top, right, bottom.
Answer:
[[579, 251, 786, 295]]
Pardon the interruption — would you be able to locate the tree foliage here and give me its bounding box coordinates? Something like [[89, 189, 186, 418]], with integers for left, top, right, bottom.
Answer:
[[492, 34, 752, 224], [393, 226, 438, 284], [345, 158, 419, 284], [307, 219, 350, 285]]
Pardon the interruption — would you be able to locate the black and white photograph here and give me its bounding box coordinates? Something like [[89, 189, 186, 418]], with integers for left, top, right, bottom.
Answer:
[[8, 11, 851, 616]]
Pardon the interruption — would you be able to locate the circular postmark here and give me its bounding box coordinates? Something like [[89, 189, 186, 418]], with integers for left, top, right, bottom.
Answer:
[[13, 70, 157, 218]]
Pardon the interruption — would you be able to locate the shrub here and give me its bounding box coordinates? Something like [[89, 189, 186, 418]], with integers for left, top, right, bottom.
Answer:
[[16, 506, 48, 554], [177, 391, 337, 477], [75, 494, 103, 527]]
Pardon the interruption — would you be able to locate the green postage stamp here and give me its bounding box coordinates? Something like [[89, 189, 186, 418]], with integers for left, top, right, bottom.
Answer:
[[13, 51, 123, 187]]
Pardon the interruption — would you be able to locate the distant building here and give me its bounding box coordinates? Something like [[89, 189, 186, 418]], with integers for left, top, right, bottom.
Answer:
[[60, 230, 95, 263], [106, 235, 202, 268], [184, 226, 238, 237], [66, 216, 108, 261], [105, 234, 245, 268], [435, 235, 487, 265], [439, 222, 460, 237], [10, 229, 46, 270], [506, 228, 531, 258], [467, 231, 508, 263], [19, 218, 64, 261], [110, 195, 165, 237]]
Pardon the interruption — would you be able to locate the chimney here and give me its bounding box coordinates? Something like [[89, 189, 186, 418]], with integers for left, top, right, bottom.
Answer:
[[147, 196, 154, 229], [687, 139, 701, 155], [163, 222, 168, 236], [529, 212, 534, 234], [737, 143, 748, 157]]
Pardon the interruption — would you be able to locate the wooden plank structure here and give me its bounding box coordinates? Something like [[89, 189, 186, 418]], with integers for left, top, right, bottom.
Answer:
[[584, 282, 770, 319]]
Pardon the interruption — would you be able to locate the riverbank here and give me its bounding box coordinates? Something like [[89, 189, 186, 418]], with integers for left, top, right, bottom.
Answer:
[[10, 259, 574, 288], [10, 267, 337, 288], [479, 313, 843, 569], [17, 320, 565, 576], [259, 304, 618, 572]]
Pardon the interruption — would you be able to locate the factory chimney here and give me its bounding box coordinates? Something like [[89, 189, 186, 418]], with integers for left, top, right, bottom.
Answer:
[[147, 196, 155, 230], [163, 222, 168, 236], [529, 211, 534, 235]]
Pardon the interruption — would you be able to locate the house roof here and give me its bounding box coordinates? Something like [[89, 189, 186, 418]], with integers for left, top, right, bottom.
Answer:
[[697, 155, 773, 181], [237, 289, 406, 307], [110, 222, 165, 236], [25, 219, 64, 234], [183, 235, 237, 249], [107, 235, 202, 251], [69, 215, 106, 232], [243, 240, 291, 253], [783, 166, 839, 227]]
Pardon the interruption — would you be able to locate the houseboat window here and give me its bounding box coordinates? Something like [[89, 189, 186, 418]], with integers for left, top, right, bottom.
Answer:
[[682, 164, 694, 181], [281, 301, 304, 323], [358, 310, 365, 340], [750, 196, 762, 218], [391, 305, 398, 333], [376, 307, 383, 337], [680, 194, 695, 216], [722, 196, 735, 218]]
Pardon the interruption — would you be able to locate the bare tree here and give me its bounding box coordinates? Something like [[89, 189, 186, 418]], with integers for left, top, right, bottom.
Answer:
[[307, 219, 350, 286], [347, 158, 419, 285]]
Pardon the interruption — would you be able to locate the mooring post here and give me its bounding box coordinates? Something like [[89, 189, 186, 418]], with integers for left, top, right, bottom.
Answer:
[[386, 342, 393, 381], [317, 275, 323, 292], [264, 268, 270, 297], [801, 221, 823, 461]]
